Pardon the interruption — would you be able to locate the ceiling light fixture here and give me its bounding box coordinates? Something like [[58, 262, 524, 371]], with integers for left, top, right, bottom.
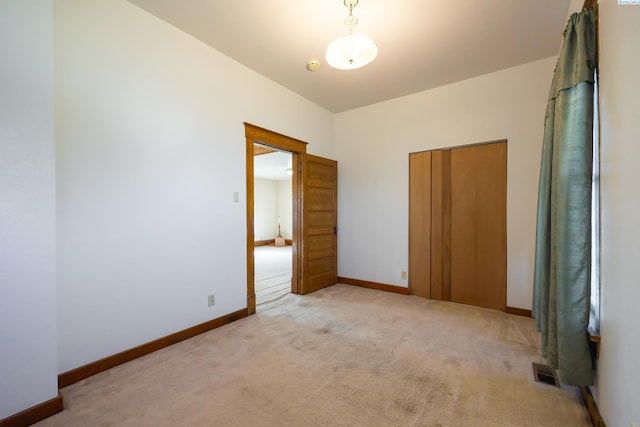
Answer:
[[326, 0, 377, 70]]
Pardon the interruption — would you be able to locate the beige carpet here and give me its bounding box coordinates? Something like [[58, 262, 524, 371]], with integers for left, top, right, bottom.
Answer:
[[37, 284, 590, 426]]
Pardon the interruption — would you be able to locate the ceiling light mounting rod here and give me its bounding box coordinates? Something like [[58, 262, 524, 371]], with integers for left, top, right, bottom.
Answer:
[[345, 0, 359, 34]]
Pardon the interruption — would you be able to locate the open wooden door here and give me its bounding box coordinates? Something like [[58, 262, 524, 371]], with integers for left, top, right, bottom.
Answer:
[[300, 154, 338, 294]]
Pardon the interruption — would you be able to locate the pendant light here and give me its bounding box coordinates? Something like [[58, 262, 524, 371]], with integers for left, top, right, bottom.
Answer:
[[326, 0, 378, 70]]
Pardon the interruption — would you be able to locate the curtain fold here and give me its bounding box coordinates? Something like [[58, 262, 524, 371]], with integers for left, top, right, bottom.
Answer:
[[532, 8, 597, 386]]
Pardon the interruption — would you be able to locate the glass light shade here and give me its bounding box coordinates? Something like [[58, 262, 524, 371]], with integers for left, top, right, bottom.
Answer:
[[325, 34, 378, 70]]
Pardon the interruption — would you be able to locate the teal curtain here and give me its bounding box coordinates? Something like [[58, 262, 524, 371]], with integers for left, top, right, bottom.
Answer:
[[532, 8, 597, 386]]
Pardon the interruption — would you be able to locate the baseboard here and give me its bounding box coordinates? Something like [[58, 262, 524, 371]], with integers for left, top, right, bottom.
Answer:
[[505, 306, 532, 317], [579, 386, 606, 427], [0, 392, 63, 427], [255, 239, 292, 246], [338, 277, 409, 295], [58, 308, 248, 388], [339, 281, 530, 314]]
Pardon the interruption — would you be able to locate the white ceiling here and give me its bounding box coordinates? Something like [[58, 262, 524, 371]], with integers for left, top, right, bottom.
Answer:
[[254, 151, 293, 181], [128, 0, 570, 113]]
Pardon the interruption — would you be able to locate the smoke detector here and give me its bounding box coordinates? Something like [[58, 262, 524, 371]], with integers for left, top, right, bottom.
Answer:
[[307, 60, 320, 71]]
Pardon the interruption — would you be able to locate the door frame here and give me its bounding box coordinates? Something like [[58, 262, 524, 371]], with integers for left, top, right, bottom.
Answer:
[[244, 123, 307, 315]]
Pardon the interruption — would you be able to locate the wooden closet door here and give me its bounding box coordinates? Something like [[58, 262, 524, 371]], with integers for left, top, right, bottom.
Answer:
[[430, 150, 451, 301], [408, 151, 431, 297], [450, 142, 507, 310]]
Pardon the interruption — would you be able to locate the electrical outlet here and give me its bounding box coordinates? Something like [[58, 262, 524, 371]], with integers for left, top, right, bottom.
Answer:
[[630, 422, 637, 427], [401, 271, 407, 280], [207, 294, 215, 307]]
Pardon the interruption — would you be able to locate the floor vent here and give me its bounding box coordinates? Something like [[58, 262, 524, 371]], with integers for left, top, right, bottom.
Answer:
[[532, 363, 560, 387]]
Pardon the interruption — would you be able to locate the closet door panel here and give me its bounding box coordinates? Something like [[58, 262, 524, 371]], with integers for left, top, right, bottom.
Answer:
[[409, 151, 431, 297], [450, 142, 507, 310], [430, 150, 451, 301]]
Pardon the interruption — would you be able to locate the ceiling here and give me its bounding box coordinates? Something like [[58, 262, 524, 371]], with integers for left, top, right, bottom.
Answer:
[[128, 0, 570, 113], [254, 151, 293, 181]]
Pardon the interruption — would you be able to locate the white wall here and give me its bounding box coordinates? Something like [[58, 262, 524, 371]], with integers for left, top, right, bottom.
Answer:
[[277, 180, 293, 239], [595, 2, 640, 426], [55, 0, 333, 373], [254, 179, 278, 240], [335, 57, 556, 309], [254, 179, 293, 241], [0, 0, 58, 418]]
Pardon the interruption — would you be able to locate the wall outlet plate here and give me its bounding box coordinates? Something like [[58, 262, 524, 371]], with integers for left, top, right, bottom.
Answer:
[[208, 294, 215, 307]]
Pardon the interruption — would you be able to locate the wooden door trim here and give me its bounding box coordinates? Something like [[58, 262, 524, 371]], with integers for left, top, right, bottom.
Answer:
[[244, 123, 307, 315], [245, 123, 309, 152], [410, 139, 507, 155]]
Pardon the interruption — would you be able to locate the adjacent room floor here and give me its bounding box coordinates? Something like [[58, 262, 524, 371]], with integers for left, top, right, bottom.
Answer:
[[254, 245, 292, 305], [36, 284, 590, 426]]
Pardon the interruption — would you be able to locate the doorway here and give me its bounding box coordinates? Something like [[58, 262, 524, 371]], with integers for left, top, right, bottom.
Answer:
[[253, 145, 293, 305], [245, 123, 306, 314], [245, 123, 338, 315]]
